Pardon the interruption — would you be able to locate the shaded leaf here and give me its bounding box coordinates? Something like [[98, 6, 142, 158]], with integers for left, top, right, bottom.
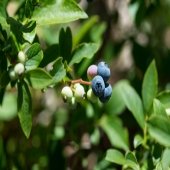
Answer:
[[133, 134, 143, 148], [17, 82, 32, 138], [142, 60, 158, 114], [32, 0, 87, 25], [69, 43, 99, 66]]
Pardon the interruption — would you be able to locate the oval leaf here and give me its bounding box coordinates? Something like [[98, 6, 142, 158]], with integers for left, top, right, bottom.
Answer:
[[32, 0, 88, 25], [118, 80, 145, 128], [69, 43, 99, 66], [25, 43, 43, 71], [105, 149, 126, 165], [99, 115, 129, 151], [27, 69, 52, 89], [17, 82, 32, 138], [50, 57, 66, 84], [142, 60, 158, 114], [148, 115, 170, 147]]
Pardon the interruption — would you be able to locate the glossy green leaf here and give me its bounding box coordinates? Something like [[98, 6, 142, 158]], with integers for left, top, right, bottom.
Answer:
[[153, 99, 167, 117], [105, 149, 126, 165], [32, 0, 88, 25], [0, 0, 7, 17], [50, 57, 66, 84], [142, 60, 158, 114], [27, 69, 53, 89], [0, 92, 17, 121], [118, 80, 145, 128], [17, 82, 32, 138], [69, 43, 99, 66], [25, 43, 43, 70], [99, 115, 129, 151], [148, 115, 170, 147]]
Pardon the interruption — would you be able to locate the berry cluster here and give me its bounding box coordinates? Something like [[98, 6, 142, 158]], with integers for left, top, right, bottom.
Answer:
[[9, 51, 26, 81], [61, 61, 112, 104], [89, 62, 112, 103]]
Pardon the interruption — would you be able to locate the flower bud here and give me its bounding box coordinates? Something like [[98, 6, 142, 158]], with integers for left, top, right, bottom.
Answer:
[[74, 84, 85, 101], [9, 68, 18, 81], [14, 63, 25, 75], [87, 88, 98, 102], [61, 86, 73, 102], [18, 51, 26, 63]]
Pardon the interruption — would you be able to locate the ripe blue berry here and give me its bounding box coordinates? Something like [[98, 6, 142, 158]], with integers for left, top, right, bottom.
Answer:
[[99, 83, 112, 103], [87, 65, 97, 80], [91, 75, 105, 97], [97, 61, 111, 82]]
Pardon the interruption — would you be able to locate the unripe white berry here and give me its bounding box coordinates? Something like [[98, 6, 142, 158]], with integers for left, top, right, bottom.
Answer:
[[74, 84, 85, 101], [87, 88, 98, 102], [9, 68, 18, 81], [14, 63, 25, 75], [18, 51, 26, 63], [61, 86, 73, 101]]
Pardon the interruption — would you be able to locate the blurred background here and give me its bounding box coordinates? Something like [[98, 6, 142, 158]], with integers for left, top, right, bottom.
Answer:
[[1, 0, 170, 169]]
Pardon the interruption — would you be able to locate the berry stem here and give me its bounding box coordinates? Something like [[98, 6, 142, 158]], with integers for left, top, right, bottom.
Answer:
[[71, 79, 91, 85]]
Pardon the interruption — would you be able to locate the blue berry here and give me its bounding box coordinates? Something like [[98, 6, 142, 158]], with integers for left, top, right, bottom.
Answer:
[[99, 83, 112, 103], [91, 75, 105, 97], [97, 61, 111, 82]]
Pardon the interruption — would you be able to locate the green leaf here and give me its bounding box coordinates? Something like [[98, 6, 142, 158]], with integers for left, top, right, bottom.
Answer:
[[17, 82, 32, 138], [27, 68, 53, 89], [105, 83, 125, 115], [133, 134, 143, 148], [142, 60, 158, 114], [69, 43, 99, 66], [157, 90, 170, 108], [153, 99, 167, 117], [32, 0, 88, 25], [125, 152, 140, 170], [99, 115, 129, 151], [118, 80, 145, 128], [0, 92, 17, 121], [105, 149, 126, 165], [161, 148, 170, 170], [148, 115, 170, 147], [0, 0, 8, 17], [50, 57, 66, 84], [25, 43, 43, 71]]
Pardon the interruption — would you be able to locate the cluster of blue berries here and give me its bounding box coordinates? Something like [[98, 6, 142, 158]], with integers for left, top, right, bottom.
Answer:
[[88, 62, 112, 103], [61, 61, 112, 104]]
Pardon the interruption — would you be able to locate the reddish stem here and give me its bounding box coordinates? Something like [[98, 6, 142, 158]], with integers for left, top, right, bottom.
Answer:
[[71, 79, 91, 85]]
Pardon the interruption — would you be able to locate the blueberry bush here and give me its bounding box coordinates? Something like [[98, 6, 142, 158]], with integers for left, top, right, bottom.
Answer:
[[1, 0, 170, 169]]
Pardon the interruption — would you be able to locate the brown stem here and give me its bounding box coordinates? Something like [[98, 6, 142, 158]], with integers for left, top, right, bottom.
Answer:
[[71, 79, 91, 85]]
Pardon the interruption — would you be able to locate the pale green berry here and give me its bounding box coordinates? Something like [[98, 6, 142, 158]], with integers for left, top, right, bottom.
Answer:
[[61, 86, 73, 101], [74, 84, 85, 101], [54, 126, 65, 139], [18, 51, 26, 63], [87, 88, 98, 102], [9, 68, 18, 81], [14, 63, 25, 75]]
